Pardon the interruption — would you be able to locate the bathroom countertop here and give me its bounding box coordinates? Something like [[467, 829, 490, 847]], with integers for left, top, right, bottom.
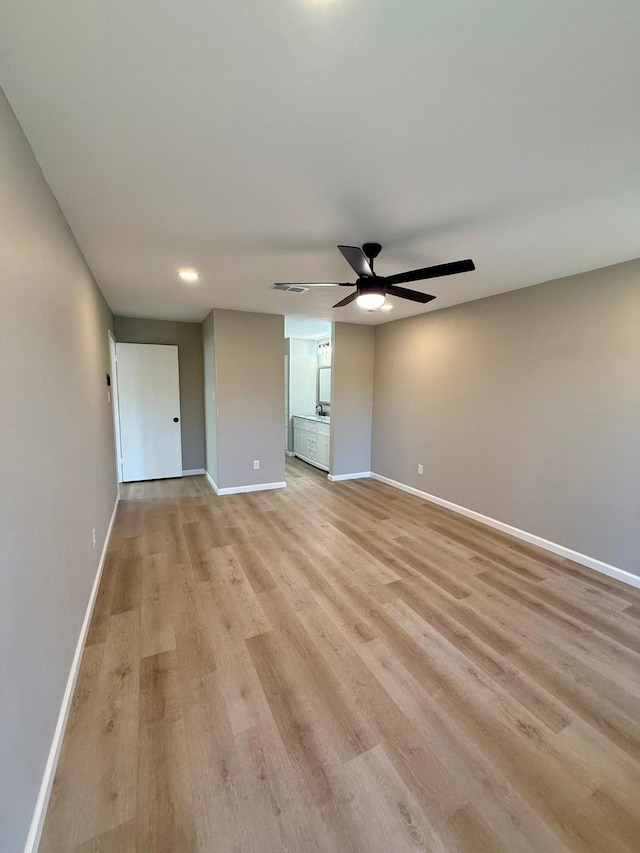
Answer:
[[294, 414, 331, 423]]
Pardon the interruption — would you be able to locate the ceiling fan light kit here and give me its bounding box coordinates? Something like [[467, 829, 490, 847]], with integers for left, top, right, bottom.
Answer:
[[356, 291, 386, 310], [275, 242, 475, 311]]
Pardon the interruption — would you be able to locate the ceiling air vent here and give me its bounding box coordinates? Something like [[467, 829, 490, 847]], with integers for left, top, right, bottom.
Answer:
[[273, 283, 308, 293]]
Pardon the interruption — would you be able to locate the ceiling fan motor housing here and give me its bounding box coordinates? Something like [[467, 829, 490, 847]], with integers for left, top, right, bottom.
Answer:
[[357, 277, 385, 297]]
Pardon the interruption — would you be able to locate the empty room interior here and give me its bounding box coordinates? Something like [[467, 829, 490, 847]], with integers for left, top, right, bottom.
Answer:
[[1, 2, 639, 852]]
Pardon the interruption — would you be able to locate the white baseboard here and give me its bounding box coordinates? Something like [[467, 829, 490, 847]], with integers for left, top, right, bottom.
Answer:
[[328, 471, 371, 482], [182, 468, 205, 476], [370, 472, 640, 590], [285, 450, 295, 457], [218, 481, 287, 496], [24, 497, 119, 853], [204, 472, 286, 496]]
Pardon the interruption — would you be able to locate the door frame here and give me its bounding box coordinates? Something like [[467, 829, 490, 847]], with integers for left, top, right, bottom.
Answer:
[[108, 330, 123, 487]]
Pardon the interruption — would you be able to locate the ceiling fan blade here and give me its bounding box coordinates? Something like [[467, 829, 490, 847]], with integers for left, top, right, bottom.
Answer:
[[385, 285, 436, 304], [384, 258, 475, 286], [332, 291, 358, 308], [338, 245, 374, 278], [274, 282, 349, 288]]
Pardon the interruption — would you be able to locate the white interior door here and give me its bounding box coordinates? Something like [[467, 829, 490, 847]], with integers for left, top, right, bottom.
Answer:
[[284, 353, 289, 452], [116, 343, 183, 482]]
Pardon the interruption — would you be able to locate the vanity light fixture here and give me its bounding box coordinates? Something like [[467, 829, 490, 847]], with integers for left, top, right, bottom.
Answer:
[[177, 268, 199, 282]]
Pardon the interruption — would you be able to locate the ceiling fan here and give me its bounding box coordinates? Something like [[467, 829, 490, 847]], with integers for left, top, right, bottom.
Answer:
[[275, 243, 475, 310]]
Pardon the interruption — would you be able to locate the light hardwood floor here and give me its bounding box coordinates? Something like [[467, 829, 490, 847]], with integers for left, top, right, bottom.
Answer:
[[40, 459, 640, 852]]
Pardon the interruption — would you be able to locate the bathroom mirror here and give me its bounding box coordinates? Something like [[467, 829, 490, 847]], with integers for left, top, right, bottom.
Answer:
[[318, 367, 331, 404]]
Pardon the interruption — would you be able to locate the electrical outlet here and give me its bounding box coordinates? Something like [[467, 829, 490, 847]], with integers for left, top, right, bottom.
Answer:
[[417, 464, 424, 475], [253, 460, 260, 470], [92, 528, 96, 550]]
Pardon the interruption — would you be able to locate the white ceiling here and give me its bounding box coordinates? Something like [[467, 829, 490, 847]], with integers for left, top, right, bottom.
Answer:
[[1, 1, 638, 325]]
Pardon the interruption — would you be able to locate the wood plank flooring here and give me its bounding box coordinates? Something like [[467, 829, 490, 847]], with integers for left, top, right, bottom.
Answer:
[[40, 459, 640, 852]]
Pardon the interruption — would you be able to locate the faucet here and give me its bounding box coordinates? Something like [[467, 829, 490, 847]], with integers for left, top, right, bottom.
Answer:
[[316, 404, 325, 417]]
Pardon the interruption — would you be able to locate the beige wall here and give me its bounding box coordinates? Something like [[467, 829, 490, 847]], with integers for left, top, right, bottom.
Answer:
[[205, 309, 285, 490], [331, 323, 375, 477], [113, 316, 205, 471], [202, 310, 218, 483], [0, 89, 118, 850], [372, 260, 640, 575]]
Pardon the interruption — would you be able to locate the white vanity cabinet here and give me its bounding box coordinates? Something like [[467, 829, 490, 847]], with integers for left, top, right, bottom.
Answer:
[[293, 416, 330, 471]]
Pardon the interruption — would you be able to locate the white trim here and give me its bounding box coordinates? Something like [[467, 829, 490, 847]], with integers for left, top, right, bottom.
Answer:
[[205, 470, 219, 494], [217, 481, 287, 496], [182, 468, 205, 476], [285, 450, 295, 457], [327, 471, 371, 482], [370, 472, 640, 590], [204, 472, 287, 496], [24, 498, 119, 853]]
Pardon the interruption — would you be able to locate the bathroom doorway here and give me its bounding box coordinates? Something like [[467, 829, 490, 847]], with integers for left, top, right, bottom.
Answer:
[[284, 316, 332, 479]]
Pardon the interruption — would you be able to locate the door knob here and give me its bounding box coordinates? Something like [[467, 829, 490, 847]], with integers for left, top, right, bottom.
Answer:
[[173, 417, 179, 422]]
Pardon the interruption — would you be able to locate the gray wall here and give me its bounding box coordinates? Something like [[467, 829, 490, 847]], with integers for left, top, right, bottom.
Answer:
[[0, 89, 118, 851], [202, 310, 218, 483], [372, 259, 640, 575], [331, 323, 375, 477], [113, 316, 205, 471], [207, 309, 285, 490]]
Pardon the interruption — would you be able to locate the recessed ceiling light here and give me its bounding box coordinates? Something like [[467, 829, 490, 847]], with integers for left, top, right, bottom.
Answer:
[[379, 301, 393, 311], [177, 268, 199, 282]]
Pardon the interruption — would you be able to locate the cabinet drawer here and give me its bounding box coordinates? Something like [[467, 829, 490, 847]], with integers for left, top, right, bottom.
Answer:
[[293, 417, 317, 432], [317, 423, 330, 437]]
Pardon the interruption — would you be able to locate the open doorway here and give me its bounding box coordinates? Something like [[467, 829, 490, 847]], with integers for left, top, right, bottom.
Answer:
[[284, 316, 332, 481]]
